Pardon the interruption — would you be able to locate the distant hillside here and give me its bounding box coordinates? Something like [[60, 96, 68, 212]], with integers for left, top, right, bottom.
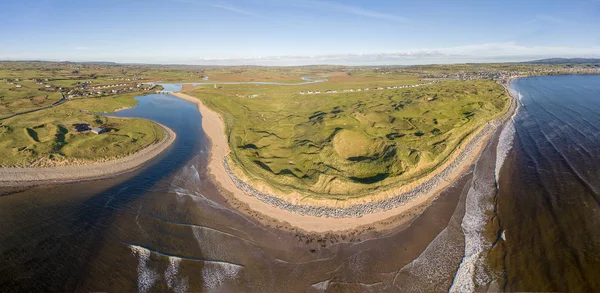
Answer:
[[526, 58, 600, 64]]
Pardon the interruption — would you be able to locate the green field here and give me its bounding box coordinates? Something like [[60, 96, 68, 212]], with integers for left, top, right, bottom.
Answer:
[[67, 92, 141, 113], [0, 78, 63, 115], [0, 61, 584, 173], [193, 78, 509, 196], [0, 98, 164, 167]]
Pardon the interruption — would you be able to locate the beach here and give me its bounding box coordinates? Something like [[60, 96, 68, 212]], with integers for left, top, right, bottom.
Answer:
[[172, 87, 516, 233], [0, 122, 176, 187]]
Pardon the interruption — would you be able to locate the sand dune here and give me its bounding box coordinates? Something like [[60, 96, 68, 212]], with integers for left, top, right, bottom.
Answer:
[[172, 88, 516, 233]]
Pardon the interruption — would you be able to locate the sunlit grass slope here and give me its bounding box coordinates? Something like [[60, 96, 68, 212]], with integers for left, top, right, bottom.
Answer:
[[194, 78, 509, 197], [194, 81, 508, 196], [0, 98, 164, 167]]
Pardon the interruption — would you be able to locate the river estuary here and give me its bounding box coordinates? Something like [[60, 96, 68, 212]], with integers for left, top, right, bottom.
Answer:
[[1, 75, 598, 292]]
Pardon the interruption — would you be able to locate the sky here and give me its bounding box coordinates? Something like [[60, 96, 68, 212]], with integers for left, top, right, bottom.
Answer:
[[1, 0, 599, 65]]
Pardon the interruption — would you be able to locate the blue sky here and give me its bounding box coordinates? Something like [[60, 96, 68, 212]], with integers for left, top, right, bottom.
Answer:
[[1, 0, 599, 65]]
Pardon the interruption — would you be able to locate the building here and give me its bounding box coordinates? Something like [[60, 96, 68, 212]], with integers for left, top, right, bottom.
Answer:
[[73, 123, 91, 132], [91, 127, 107, 134]]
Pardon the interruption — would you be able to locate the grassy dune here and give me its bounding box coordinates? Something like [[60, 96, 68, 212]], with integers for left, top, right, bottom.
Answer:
[[0, 98, 164, 167], [194, 78, 509, 197]]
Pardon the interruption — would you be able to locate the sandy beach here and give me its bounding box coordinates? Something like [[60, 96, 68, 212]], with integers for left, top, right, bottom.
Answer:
[[172, 87, 516, 233], [0, 122, 176, 187]]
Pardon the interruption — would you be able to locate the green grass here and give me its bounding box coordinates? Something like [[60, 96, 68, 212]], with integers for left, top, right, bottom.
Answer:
[[0, 79, 63, 115], [66, 92, 140, 113], [0, 102, 164, 167], [192, 79, 509, 197]]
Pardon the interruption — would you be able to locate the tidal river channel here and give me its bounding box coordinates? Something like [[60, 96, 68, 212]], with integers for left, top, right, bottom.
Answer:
[[1, 75, 599, 292]]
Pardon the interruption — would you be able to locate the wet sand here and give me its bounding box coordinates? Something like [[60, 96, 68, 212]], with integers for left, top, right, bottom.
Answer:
[[0, 92, 494, 292], [171, 87, 515, 233], [0, 122, 176, 187]]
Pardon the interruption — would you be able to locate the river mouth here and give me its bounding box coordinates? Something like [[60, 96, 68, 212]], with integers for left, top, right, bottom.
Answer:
[[0, 93, 474, 291], [2, 75, 598, 292]]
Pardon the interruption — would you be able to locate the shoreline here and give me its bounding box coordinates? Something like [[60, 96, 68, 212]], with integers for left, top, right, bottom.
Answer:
[[0, 122, 176, 187], [172, 84, 517, 233]]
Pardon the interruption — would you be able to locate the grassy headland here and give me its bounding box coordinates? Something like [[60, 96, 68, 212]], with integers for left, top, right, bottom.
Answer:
[[189, 74, 510, 197], [0, 96, 164, 167]]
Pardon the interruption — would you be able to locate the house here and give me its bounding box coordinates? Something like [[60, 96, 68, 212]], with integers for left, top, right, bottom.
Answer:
[[73, 123, 91, 132], [45, 84, 52, 88], [91, 127, 107, 134], [15, 84, 22, 88]]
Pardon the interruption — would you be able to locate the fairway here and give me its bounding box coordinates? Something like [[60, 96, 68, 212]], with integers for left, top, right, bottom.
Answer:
[[0, 98, 164, 167], [194, 79, 509, 197]]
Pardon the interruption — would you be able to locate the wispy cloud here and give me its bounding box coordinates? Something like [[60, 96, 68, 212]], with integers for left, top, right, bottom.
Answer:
[[526, 14, 565, 25], [299, 0, 409, 23], [210, 3, 256, 16], [196, 42, 600, 65], [75, 46, 91, 50]]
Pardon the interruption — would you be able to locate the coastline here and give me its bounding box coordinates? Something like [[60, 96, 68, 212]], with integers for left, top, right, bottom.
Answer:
[[0, 122, 176, 187], [172, 84, 517, 233]]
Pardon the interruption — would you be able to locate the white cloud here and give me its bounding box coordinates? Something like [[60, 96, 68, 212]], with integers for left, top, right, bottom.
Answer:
[[75, 46, 91, 50], [3, 42, 598, 66], [196, 42, 600, 65]]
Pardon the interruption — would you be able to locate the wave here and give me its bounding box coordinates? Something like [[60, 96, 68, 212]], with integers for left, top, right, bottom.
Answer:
[[495, 121, 517, 183], [311, 280, 330, 291], [390, 174, 471, 291], [201, 262, 242, 291], [395, 227, 465, 292], [165, 257, 189, 293], [451, 119, 516, 290], [129, 243, 241, 292], [449, 175, 495, 292], [130, 245, 159, 293]]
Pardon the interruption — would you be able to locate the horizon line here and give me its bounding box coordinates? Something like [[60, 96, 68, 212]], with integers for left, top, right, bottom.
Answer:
[[1, 57, 599, 68]]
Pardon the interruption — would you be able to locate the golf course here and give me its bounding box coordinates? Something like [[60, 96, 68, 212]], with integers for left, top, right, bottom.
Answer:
[[188, 73, 510, 199], [0, 96, 166, 168]]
